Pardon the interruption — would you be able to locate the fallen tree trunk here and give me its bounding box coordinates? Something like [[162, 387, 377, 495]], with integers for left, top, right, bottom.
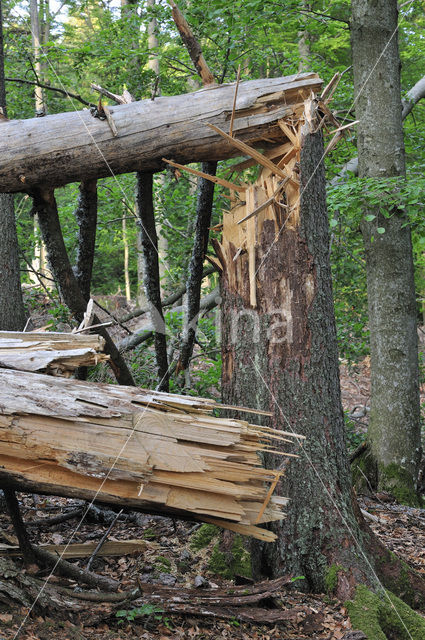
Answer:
[[0, 330, 108, 375], [0, 369, 301, 541], [0, 73, 321, 193]]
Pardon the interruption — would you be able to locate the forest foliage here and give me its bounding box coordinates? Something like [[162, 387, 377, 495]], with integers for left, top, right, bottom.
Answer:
[[3, 0, 425, 389]]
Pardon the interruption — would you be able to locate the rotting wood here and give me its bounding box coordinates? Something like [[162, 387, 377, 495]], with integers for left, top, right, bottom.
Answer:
[[0, 73, 322, 193], [0, 330, 108, 375], [0, 369, 303, 541]]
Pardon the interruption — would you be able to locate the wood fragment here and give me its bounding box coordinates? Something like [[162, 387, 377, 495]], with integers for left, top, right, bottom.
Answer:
[[163, 158, 247, 192]]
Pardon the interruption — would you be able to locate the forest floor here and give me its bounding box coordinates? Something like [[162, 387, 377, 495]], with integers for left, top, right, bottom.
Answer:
[[3, 298, 425, 639], [0, 362, 424, 640]]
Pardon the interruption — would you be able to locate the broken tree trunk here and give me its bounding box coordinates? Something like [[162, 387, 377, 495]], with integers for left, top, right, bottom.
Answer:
[[212, 97, 376, 596], [0, 368, 302, 541], [0, 330, 108, 375], [0, 73, 321, 193]]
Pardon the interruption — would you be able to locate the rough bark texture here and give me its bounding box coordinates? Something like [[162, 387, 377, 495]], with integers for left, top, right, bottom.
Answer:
[[74, 179, 98, 300], [136, 173, 169, 390], [0, 73, 322, 193], [351, 0, 421, 503], [220, 106, 373, 597], [0, 194, 26, 331], [179, 161, 217, 371], [0, 1, 26, 331], [31, 189, 135, 386]]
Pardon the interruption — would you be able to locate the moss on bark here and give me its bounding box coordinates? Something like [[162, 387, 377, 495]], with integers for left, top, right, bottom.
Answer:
[[346, 584, 425, 640], [378, 463, 422, 507]]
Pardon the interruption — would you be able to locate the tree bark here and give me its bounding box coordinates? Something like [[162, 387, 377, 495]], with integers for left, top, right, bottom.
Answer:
[[32, 188, 136, 386], [0, 73, 322, 193], [136, 173, 169, 390], [74, 179, 98, 300], [351, 0, 421, 504], [178, 161, 217, 371], [0, 1, 26, 331], [220, 104, 372, 596]]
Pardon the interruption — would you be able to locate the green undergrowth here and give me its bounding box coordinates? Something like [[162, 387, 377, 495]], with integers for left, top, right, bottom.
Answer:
[[190, 525, 252, 579], [346, 584, 425, 640], [190, 524, 220, 550]]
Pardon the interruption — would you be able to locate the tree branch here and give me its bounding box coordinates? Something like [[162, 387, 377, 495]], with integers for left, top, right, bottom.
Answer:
[[5, 77, 94, 107]]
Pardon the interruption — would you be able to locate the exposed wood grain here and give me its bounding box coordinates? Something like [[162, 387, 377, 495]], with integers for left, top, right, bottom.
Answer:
[[0, 331, 108, 375], [0, 369, 302, 540]]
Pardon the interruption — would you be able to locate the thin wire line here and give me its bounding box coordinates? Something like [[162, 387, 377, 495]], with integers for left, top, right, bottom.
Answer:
[[249, 356, 415, 640], [254, 0, 415, 279]]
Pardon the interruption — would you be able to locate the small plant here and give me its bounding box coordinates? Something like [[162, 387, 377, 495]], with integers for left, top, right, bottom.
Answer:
[[116, 603, 164, 624]]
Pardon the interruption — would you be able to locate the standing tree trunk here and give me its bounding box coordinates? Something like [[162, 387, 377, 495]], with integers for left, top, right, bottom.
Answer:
[[136, 173, 169, 391], [74, 179, 97, 301], [351, 0, 421, 504], [0, 1, 26, 331], [220, 101, 372, 594]]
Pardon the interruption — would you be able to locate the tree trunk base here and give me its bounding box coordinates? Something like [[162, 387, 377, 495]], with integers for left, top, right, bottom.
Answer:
[[351, 444, 421, 507]]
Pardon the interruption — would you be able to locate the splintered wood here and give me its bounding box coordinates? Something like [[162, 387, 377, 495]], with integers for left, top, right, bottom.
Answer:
[[0, 331, 109, 376], [164, 99, 315, 308], [0, 369, 304, 541], [215, 111, 303, 308]]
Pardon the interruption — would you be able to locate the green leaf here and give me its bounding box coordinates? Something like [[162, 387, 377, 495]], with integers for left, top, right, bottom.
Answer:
[[377, 227, 386, 234], [365, 214, 376, 221], [330, 218, 338, 228]]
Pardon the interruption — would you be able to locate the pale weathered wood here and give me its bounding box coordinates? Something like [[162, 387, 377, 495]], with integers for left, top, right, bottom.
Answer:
[[0, 539, 154, 559], [0, 73, 321, 193], [0, 369, 302, 540], [0, 330, 108, 375]]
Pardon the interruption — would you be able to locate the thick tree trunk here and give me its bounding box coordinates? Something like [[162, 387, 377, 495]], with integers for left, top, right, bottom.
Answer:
[[0, 73, 321, 193], [220, 104, 372, 596], [0, 194, 26, 330], [351, 0, 421, 504], [0, 367, 291, 541]]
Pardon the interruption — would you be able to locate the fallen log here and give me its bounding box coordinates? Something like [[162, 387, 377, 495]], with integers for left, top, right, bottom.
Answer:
[[0, 73, 322, 193], [0, 369, 302, 541], [0, 330, 108, 375], [0, 538, 154, 559]]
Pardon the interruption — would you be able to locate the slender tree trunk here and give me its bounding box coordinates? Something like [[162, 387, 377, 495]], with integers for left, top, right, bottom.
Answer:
[[122, 213, 131, 302], [298, 2, 311, 72], [351, 0, 421, 504], [0, 1, 26, 331], [74, 180, 97, 301], [32, 188, 136, 386], [136, 173, 169, 390], [179, 162, 217, 371], [220, 106, 371, 595]]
